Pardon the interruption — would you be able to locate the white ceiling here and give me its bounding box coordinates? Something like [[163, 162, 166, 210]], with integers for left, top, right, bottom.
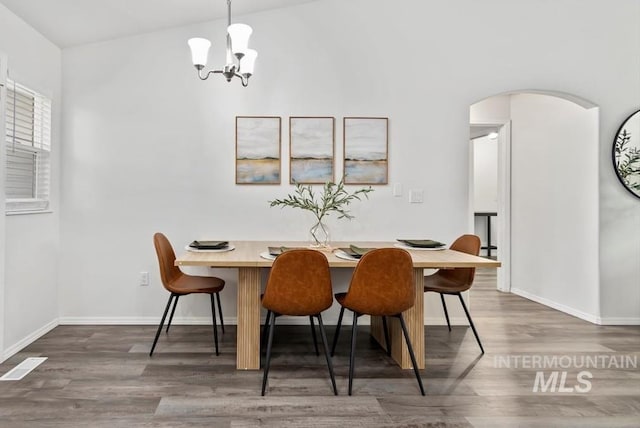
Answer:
[[0, 0, 318, 48]]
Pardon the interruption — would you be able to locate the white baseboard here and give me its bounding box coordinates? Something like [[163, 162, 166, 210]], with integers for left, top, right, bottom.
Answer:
[[59, 316, 368, 326], [424, 317, 469, 326], [59, 316, 468, 327], [510, 288, 600, 324], [1, 319, 59, 363], [0, 314, 480, 363], [59, 317, 216, 325], [597, 317, 640, 325]]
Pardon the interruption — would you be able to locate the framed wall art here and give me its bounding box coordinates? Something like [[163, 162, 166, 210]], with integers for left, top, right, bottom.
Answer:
[[236, 116, 281, 184], [343, 117, 388, 184], [613, 109, 640, 198], [289, 116, 335, 184]]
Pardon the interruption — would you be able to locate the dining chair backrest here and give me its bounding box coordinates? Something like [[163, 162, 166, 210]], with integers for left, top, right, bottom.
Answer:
[[262, 249, 333, 316], [341, 248, 415, 316], [153, 232, 183, 292], [438, 234, 481, 288]]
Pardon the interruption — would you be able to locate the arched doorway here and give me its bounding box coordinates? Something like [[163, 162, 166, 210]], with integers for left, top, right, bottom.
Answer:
[[470, 91, 600, 322]]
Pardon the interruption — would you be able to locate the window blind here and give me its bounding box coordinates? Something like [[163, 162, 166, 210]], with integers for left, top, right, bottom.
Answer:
[[4, 79, 52, 211]]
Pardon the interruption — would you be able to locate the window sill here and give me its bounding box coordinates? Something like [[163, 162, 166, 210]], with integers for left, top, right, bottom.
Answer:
[[6, 199, 50, 213], [6, 210, 54, 216]]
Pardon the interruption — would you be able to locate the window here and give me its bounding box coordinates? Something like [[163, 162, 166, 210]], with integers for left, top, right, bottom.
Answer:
[[4, 79, 52, 212]]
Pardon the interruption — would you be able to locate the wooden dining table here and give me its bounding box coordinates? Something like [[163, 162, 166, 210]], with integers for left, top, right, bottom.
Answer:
[[175, 240, 501, 370]]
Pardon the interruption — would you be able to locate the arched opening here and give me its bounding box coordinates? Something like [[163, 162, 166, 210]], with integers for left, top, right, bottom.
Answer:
[[470, 91, 600, 322]]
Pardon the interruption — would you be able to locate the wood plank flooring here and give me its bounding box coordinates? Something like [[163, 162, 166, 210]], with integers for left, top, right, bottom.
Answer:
[[1, 270, 639, 427]]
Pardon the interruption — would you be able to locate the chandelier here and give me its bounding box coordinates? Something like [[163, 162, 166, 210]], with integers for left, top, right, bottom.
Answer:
[[187, 0, 257, 86]]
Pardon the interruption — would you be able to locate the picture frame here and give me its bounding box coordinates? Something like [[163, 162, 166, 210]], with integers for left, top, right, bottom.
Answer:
[[236, 116, 281, 184], [612, 109, 640, 199], [343, 117, 388, 184], [289, 116, 335, 184]]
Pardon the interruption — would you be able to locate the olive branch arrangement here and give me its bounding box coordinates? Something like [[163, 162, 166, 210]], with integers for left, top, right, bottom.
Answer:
[[269, 180, 374, 222], [614, 129, 640, 191]]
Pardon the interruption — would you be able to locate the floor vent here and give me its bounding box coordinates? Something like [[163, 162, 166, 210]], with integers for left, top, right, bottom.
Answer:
[[0, 357, 47, 381]]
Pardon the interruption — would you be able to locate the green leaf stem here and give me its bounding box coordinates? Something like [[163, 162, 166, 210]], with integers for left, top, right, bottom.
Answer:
[[269, 180, 374, 221]]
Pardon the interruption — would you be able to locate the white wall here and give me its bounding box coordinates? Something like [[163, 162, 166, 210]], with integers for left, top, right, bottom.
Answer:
[[510, 94, 600, 320], [471, 92, 601, 319], [470, 96, 508, 260], [58, 0, 640, 324], [604, 110, 640, 323], [0, 3, 61, 360], [59, 2, 469, 324], [0, 54, 7, 358], [473, 137, 498, 213], [470, 95, 511, 124], [472, 136, 498, 255]]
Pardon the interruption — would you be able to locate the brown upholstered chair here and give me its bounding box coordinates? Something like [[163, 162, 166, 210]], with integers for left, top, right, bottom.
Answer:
[[424, 234, 484, 353], [331, 248, 425, 396], [261, 249, 337, 396], [150, 233, 225, 356]]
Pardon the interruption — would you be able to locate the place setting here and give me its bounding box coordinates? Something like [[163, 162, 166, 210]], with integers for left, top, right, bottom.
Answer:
[[394, 239, 447, 251], [259, 246, 307, 260], [185, 240, 235, 252], [333, 245, 375, 260], [260, 244, 373, 261]]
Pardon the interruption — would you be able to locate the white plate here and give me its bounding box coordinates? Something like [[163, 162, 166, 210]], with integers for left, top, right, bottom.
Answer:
[[185, 244, 235, 253], [333, 249, 359, 261], [259, 251, 277, 260], [394, 243, 446, 251]]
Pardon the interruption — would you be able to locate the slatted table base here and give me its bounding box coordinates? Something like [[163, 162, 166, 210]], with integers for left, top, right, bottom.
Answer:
[[371, 268, 425, 369], [236, 267, 261, 370]]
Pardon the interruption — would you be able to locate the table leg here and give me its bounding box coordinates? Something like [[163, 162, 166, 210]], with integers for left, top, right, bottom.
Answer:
[[487, 215, 492, 258], [237, 267, 261, 370], [371, 268, 425, 369]]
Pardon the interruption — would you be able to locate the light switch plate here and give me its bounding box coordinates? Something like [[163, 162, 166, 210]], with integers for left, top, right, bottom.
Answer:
[[393, 183, 403, 197], [409, 189, 424, 203]]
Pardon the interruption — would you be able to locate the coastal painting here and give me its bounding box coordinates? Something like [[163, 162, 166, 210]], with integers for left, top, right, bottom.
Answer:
[[290, 117, 335, 184], [236, 116, 281, 184], [343, 117, 388, 184]]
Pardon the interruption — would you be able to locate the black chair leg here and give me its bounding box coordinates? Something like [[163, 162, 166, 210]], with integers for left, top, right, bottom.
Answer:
[[440, 294, 451, 332], [310, 316, 319, 356], [382, 316, 391, 357], [348, 311, 359, 396], [165, 295, 180, 333], [397, 314, 425, 396], [458, 293, 484, 354], [331, 306, 345, 357], [316, 314, 338, 395], [261, 312, 277, 395], [262, 310, 272, 351], [210, 294, 219, 356], [216, 292, 225, 334], [150, 293, 175, 357]]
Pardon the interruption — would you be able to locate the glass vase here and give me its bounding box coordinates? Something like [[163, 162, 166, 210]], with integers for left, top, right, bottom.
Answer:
[[309, 219, 330, 248]]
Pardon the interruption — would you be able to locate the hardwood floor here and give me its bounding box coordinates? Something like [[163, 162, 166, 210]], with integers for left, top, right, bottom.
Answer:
[[1, 270, 639, 427]]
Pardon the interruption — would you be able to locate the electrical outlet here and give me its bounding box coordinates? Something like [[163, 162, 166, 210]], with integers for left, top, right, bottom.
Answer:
[[140, 271, 149, 286]]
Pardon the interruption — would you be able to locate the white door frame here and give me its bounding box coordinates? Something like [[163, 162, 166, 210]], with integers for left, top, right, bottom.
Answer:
[[469, 120, 511, 292], [0, 53, 7, 361]]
